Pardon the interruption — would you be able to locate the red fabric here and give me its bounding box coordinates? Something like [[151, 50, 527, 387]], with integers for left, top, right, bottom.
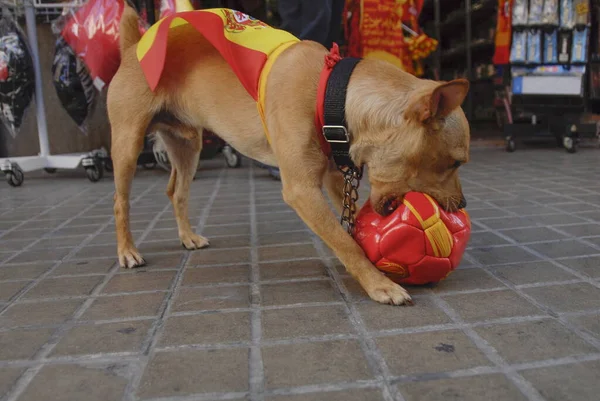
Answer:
[[138, 11, 269, 97], [354, 193, 471, 286], [493, 0, 513, 65], [314, 43, 345, 158], [0, 61, 8, 82], [343, 0, 363, 58], [60, 0, 126, 89]]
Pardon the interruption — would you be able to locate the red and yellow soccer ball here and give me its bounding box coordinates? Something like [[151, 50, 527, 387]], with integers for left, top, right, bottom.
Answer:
[[354, 192, 471, 285]]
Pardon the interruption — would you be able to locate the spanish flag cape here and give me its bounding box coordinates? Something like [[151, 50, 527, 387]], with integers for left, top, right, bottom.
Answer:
[[136, 8, 299, 138]]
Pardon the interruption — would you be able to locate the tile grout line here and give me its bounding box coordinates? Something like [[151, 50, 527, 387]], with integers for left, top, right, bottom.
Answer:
[[122, 168, 226, 401], [429, 294, 547, 401], [460, 181, 600, 351], [470, 218, 600, 286], [310, 236, 405, 401], [15, 228, 600, 251], [0, 185, 82, 218], [471, 206, 600, 291], [0, 191, 117, 313], [0, 310, 576, 343], [248, 163, 265, 401], [1, 180, 166, 401], [0, 193, 116, 265], [0, 187, 93, 241], [462, 255, 600, 351]]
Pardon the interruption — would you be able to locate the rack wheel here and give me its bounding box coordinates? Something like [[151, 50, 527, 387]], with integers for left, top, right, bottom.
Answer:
[[143, 162, 157, 170], [563, 136, 577, 153], [6, 165, 24, 187], [85, 160, 104, 182], [44, 168, 57, 174], [505, 138, 516, 152], [223, 145, 242, 168]]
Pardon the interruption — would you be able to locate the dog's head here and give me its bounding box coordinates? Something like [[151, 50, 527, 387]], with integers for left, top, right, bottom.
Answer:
[[346, 61, 470, 215]]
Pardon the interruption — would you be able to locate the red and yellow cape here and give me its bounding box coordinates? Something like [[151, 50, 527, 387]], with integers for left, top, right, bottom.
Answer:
[[136, 8, 299, 141]]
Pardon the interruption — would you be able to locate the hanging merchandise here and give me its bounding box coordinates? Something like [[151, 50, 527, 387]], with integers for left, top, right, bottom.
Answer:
[[54, 0, 128, 91], [542, 0, 559, 26], [558, 31, 572, 63], [493, 0, 513, 65], [512, 0, 529, 26], [0, 13, 34, 139], [510, 30, 528, 63], [560, 0, 575, 29], [571, 27, 588, 63], [574, 0, 590, 26], [528, 0, 544, 25], [527, 29, 542, 64], [51, 37, 96, 133], [544, 30, 558, 63], [343, 0, 436, 76]]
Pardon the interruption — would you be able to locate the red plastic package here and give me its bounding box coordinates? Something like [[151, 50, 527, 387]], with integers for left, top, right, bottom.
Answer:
[[56, 0, 125, 91]]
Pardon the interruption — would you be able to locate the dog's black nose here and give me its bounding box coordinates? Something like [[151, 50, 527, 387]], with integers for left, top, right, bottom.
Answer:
[[381, 198, 395, 216], [457, 197, 467, 209]]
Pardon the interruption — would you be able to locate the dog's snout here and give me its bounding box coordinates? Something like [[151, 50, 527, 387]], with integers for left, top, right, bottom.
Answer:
[[457, 197, 467, 209]]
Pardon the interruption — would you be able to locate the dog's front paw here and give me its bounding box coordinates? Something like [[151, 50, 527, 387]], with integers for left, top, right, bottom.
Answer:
[[118, 247, 146, 268], [365, 277, 413, 306], [180, 233, 210, 250]]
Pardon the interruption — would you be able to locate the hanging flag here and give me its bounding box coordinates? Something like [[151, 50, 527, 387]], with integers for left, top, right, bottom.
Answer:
[[493, 0, 513, 65], [344, 0, 435, 76]]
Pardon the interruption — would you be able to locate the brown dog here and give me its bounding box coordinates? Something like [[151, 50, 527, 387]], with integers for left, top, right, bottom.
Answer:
[[107, 5, 470, 305]]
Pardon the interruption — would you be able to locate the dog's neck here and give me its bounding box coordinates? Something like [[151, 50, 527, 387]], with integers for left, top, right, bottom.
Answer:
[[314, 44, 362, 170]]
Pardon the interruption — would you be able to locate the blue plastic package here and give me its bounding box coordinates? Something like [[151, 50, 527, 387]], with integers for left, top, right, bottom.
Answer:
[[512, 0, 529, 26], [510, 30, 528, 63], [528, 0, 544, 25], [544, 30, 558, 63], [527, 30, 542, 64], [561, 0, 575, 29], [571, 27, 588, 63], [542, 0, 559, 25]]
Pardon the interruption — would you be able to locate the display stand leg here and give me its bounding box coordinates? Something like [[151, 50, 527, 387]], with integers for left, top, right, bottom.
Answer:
[[24, 2, 50, 157]]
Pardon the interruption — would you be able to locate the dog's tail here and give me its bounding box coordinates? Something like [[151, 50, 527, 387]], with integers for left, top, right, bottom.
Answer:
[[120, 3, 142, 54]]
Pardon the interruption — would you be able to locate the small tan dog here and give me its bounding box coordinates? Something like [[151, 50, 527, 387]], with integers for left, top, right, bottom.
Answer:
[[107, 5, 470, 305]]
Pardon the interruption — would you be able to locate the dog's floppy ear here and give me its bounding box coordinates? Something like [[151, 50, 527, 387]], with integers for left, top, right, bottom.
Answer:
[[407, 79, 470, 124]]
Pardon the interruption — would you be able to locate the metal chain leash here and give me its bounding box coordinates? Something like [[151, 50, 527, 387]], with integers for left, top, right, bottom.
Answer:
[[339, 165, 363, 235]]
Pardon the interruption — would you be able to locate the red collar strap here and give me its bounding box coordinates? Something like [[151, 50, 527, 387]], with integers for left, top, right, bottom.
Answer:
[[314, 43, 362, 169]]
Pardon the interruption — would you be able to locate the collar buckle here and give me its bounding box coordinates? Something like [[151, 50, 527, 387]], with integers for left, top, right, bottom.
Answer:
[[322, 125, 350, 144]]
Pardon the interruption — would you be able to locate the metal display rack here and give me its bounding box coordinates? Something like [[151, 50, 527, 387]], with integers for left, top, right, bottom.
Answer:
[[0, 0, 108, 187], [421, 0, 499, 125], [502, 0, 600, 153]]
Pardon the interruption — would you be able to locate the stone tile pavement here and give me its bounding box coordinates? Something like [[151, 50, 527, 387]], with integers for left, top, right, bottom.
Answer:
[[0, 147, 599, 401]]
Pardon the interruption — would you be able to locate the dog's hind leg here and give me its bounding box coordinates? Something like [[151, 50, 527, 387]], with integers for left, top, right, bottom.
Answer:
[[158, 130, 209, 250], [111, 121, 147, 268]]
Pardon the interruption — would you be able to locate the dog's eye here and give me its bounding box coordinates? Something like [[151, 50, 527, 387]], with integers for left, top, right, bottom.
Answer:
[[451, 160, 462, 169]]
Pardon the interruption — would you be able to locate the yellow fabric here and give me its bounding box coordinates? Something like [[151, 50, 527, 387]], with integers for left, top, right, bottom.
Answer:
[[256, 41, 297, 143], [137, 9, 298, 62]]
